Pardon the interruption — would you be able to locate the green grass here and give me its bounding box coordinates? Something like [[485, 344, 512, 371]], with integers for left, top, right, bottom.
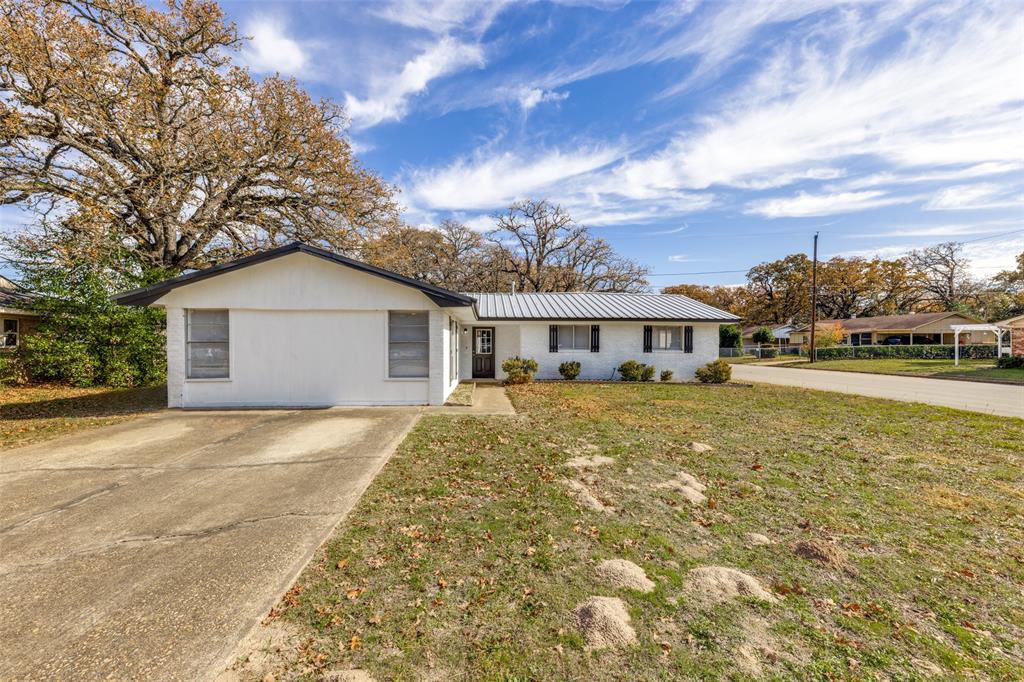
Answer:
[[268, 383, 1024, 681], [792, 357, 1023, 383], [0, 384, 166, 449], [724, 355, 796, 364]]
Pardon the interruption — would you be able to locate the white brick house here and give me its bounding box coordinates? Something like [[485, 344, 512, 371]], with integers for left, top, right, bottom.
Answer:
[[116, 243, 738, 408]]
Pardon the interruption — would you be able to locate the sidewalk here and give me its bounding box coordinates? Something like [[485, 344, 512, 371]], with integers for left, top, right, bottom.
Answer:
[[731, 364, 1023, 419], [427, 384, 516, 415]]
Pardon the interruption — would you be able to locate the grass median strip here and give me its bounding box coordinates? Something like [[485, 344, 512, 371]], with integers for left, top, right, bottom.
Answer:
[[789, 358, 1023, 384], [246, 383, 1023, 680]]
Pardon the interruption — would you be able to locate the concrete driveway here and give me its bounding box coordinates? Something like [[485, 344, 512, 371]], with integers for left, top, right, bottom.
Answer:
[[732, 364, 1024, 418], [0, 408, 420, 680]]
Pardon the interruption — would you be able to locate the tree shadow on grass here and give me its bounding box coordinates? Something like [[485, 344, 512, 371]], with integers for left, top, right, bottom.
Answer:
[[0, 385, 166, 421]]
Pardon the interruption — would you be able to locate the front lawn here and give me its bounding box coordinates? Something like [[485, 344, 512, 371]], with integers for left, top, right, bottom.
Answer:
[[0, 384, 166, 449], [792, 357, 1023, 384], [248, 383, 1023, 680]]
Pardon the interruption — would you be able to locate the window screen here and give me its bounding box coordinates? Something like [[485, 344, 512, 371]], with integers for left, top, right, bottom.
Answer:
[[2, 319, 17, 347], [654, 326, 682, 350], [557, 325, 591, 350], [187, 309, 229, 378], [389, 311, 429, 378]]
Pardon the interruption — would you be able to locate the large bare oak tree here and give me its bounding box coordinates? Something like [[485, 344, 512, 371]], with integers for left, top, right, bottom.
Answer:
[[0, 0, 399, 271]]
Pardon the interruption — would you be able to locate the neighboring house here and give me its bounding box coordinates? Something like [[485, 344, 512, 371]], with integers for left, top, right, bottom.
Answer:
[[0, 276, 39, 352], [789, 312, 994, 346], [996, 314, 1024, 357], [114, 242, 738, 408], [740, 323, 793, 347]]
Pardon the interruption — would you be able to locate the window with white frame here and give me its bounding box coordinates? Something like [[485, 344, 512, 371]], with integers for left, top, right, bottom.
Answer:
[[389, 311, 429, 378], [186, 310, 229, 379], [654, 326, 681, 350], [557, 324, 591, 351], [2, 319, 18, 348]]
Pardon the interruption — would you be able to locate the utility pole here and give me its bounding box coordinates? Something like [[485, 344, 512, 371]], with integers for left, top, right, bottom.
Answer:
[[809, 231, 819, 364]]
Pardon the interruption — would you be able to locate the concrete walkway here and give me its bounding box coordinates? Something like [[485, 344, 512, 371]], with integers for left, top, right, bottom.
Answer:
[[0, 408, 420, 680], [429, 383, 516, 415], [732, 364, 1023, 419]]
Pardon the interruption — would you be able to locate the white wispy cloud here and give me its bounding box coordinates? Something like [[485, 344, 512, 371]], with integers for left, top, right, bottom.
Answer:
[[831, 162, 1024, 192], [850, 219, 1024, 239], [515, 87, 570, 114], [614, 2, 1023, 195], [745, 191, 917, 218], [345, 36, 485, 128], [241, 16, 308, 75], [835, 237, 1023, 278], [369, 0, 510, 35], [407, 146, 622, 211], [924, 183, 1023, 211]]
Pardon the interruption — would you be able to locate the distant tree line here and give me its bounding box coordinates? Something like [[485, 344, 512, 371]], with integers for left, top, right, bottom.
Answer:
[[665, 244, 1024, 325], [359, 199, 649, 293]]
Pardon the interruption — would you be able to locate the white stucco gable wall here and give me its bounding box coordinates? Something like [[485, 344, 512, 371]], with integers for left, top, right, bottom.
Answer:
[[155, 252, 459, 407]]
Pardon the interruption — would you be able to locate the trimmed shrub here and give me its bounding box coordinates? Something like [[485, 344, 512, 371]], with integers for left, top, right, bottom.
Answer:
[[558, 360, 581, 380], [501, 356, 539, 384], [997, 355, 1024, 369], [758, 347, 778, 359], [695, 359, 731, 384], [618, 360, 655, 382], [815, 344, 997, 361], [660, 369, 674, 382]]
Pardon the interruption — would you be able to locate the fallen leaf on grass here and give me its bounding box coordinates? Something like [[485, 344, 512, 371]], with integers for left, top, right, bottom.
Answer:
[[337, 559, 349, 570], [346, 588, 365, 600]]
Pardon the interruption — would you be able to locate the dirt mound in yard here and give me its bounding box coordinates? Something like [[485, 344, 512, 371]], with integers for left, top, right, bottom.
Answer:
[[689, 442, 713, 453], [744, 532, 772, 547], [572, 596, 637, 650], [675, 471, 706, 492], [653, 469, 707, 505], [562, 479, 613, 514], [565, 455, 615, 469], [596, 559, 655, 593], [793, 540, 857, 576], [684, 566, 777, 605]]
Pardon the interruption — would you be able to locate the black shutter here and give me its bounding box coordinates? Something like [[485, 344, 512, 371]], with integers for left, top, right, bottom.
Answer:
[[643, 325, 653, 353], [591, 325, 600, 352], [684, 325, 693, 353], [549, 325, 558, 352]]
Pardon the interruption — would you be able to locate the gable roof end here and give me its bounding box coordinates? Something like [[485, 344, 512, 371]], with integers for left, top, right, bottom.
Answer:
[[112, 242, 475, 308]]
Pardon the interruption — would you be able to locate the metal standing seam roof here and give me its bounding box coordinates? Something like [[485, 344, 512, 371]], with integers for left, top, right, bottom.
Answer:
[[465, 292, 739, 321]]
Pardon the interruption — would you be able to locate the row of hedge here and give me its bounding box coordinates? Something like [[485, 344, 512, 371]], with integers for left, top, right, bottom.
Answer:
[[814, 344, 998, 361], [500, 356, 729, 384]]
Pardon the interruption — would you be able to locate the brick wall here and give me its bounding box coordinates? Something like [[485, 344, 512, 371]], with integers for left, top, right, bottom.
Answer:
[[1012, 325, 1024, 358]]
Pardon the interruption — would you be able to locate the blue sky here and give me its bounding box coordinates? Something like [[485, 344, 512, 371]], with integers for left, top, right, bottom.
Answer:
[[6, 0, 1024, 286]]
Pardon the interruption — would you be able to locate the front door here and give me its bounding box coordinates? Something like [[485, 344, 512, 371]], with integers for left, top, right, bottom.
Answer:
[[472, 327, 495, 378]]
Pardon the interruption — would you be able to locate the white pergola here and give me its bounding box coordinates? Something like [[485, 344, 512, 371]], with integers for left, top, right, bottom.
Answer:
[[950, 324, 1009, 365]]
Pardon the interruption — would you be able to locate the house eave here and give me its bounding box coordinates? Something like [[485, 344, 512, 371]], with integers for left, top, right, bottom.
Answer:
[[113, 242, 475, 309]]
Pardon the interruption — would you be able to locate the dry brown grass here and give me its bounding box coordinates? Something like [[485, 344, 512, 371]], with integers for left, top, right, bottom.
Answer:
[[0, 384, 165, 449]]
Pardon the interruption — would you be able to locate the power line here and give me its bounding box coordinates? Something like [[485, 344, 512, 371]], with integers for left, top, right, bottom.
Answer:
[[645, 230, 1024, 277], [958, 228, 1024, 244]]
